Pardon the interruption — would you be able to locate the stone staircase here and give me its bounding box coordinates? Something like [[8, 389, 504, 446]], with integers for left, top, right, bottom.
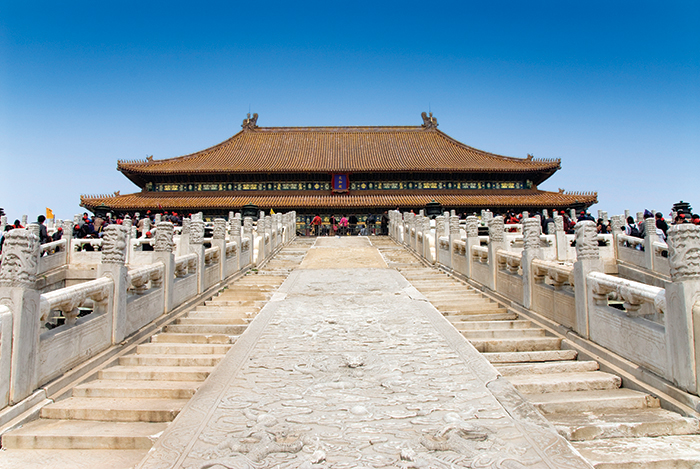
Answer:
[[373, 237, 700, 468], [0, 240, 313, 469]]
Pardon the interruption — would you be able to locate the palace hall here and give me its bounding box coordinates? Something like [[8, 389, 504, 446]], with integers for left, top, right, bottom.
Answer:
[[80, 113, 596, 219]]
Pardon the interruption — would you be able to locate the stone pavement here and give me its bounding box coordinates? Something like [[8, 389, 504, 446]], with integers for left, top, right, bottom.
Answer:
[[138, 237, 590, 468]]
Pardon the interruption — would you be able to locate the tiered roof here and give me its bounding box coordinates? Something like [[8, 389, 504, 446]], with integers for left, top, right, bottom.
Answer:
[[117, 123, 561, 186], [81, 190, 597, 212], [81, 114, 596, 213]]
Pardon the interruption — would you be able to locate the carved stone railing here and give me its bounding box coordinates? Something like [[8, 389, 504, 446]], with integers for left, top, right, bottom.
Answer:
[[204, 246, 220, 265], [617, 233, 644, 248], [132, 238, 154, 250], [497, 249, 521, 274], [389, 211, 700, 396], [588, 271, 666, 318], [39, 277, 113, 328], [471, 245, 488, 264], [653, 241, 668, 256], [174, 253, 197, 277], [532, 259, 574, 289], [41, 239, 67, 255], [438, 237, 449, 250], [225, 241, 237, 257], [127, 264, 164, 295], [71, 238, 103, 250]]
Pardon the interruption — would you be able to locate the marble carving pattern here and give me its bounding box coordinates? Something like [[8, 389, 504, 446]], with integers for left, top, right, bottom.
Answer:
[[139, 268, 590, 469]]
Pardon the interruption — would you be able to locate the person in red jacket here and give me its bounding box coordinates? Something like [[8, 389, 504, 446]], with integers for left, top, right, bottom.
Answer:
[[311, 214, 322, 236]]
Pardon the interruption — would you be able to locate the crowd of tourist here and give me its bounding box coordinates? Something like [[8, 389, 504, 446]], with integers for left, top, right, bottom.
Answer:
[[2, 206, 699, 257], [0, 211, 185, 255], [307, 212, 390, 236]]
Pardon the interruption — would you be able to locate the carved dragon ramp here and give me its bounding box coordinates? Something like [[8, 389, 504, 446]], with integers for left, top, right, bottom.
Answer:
[[138, 237, 590, 469]]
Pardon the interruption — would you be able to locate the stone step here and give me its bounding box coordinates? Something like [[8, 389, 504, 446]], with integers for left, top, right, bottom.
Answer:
[[72, 379, 202, 399], [176, 317, 248, 325], [495, 360, 599, 376], [0, 449, 149, 469], [524, 389, 660, 415], [99, 365, 214, 381], [461, 328, 546, 339], [164, 324, 247, 335], [1, 419, 168, 449], [194, 305, 260, 314], [420, 291, 482, 298], [149, 333, 235, 344], [119, 353, 225, 367], [204, 300, 265, 307], [483, 350, 578, 363], [0, 449, 148, 469], [469, 337, 562, 353], [431, 299, 496, 309], [411, 284, 466, 291], [137, 342, 232, 354], [507, 371, 622, 394], [453, 319, 533, 330], [440, 306, 509, 316], [40, 397, 186, 422], [220, 285, 279, 292], [215, 293, 272, 301], [188, 310, 256, 319], [573, 435, 700, 468], [549, 408, 700, 441], [446, 312, 519, 322]]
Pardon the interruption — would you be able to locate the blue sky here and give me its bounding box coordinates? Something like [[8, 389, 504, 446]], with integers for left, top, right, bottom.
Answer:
[[1, 1, 698, 222]]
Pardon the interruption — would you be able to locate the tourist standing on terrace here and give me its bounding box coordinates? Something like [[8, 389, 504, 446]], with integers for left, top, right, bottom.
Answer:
[[37, 215, 50, 244], [348, 214, 358, 235], [311, 214, 322, 236], [381, 211, 389, 235], [339, 215, 349, 236]]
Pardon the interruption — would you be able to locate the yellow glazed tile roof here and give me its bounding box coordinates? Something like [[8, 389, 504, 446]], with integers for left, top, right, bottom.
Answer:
[[81, 190, 596, 212], [117, 126, 561, 176]]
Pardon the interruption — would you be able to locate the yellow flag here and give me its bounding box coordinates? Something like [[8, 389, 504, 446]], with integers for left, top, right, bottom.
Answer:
[[270, 209, 275, 214], [46, 207, 54, 219]]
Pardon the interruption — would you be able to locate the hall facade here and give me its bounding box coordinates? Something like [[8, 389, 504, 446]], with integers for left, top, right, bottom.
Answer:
[[80, 113, 596, 220]]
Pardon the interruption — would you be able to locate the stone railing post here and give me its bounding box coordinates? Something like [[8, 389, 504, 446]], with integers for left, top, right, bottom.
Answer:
[[487, 216, 505, 290], [609, 215, 624, 269], [0, 229, 41, 404], [189, 219, 205, 293], [465, 216, 479, 279], [448, 215, 460, 270], [230, 215, 242, 271], [154, 221, 175, 313], [554, 214, 567, 261], [264, 215, 272, 259], [423, 216, 433, 263], [521, 218, 542, 309], [434, 215, 445, 266], [413, 215, 422, 256], [0, 216, 6, 233], [212, 218, 227, 281], [242, 217, 253, 268], [665, 224, 700, 393], [62, 220, 75, 264], [21, 215, 27, 227], [97, 225, 129, 343], [402, 212, 411, 247], [417, 215, 427, 260], [643, 217, 656, 270], [121, 216, 133, 264], [573, 221, 602, 338], [178, 218, 191, 256]]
